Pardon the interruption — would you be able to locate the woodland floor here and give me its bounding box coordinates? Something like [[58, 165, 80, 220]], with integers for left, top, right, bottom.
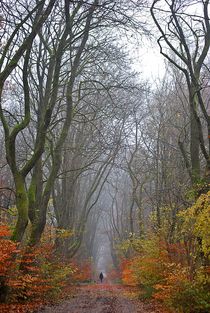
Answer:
[[34, 283, 169, 313]]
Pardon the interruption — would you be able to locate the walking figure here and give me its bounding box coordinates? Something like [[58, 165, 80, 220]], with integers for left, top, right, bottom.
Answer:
[[99, 272, 104, 283]]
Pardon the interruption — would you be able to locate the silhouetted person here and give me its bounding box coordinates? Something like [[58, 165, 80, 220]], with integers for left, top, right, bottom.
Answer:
[[99, 272, 104, 283]]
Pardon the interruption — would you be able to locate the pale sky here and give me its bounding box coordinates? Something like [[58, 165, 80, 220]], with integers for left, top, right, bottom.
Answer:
[[129, 38, 166, 81], [138, 46, 166, 80]]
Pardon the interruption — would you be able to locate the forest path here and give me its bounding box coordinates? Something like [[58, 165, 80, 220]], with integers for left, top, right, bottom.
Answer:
[[36, 284, 167, 313]]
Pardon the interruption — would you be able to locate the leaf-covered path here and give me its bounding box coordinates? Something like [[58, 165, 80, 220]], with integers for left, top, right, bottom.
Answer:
[[36, 284, 167, 313]]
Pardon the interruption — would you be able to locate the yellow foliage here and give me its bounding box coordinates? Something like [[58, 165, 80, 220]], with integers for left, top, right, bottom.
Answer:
[[121, 235, 168, 289], [56, 228, 74, 238], [179, 191, 210, 259], [119, 192, 210, 312]]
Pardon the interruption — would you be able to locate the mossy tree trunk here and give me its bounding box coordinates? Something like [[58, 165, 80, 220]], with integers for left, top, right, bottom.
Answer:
[[11, 174, 29, 242], [0, 0, 56, 242]]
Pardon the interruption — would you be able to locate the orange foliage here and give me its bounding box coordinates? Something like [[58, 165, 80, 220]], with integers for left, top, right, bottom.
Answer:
[[0, 225, 75, 305], [121, 240, 169, 289], [106, 268, 120, 282], [0, 225, 18, 277], [120, 235, 210, 311], [70, 259, 91, 282], [0, 301, 45, 313], [154, 264, 188, 301], [5, 247, 53, 301], [121, 258, 138, 286]]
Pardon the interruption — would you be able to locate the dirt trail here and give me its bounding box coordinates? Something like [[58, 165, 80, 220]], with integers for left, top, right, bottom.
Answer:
[[36, 284, 166, 313]]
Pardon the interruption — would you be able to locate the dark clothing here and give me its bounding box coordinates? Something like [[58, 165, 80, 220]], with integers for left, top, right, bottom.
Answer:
[[99, 272, 103, 282]]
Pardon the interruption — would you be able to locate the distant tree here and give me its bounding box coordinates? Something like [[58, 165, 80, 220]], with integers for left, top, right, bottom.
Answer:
[[151, 0, 210, 185]]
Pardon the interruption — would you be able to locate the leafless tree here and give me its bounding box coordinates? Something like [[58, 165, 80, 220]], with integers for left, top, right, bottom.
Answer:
[[151, 0, 210, 185]]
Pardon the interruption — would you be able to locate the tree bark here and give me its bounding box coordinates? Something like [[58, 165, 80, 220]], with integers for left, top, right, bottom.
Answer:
[[11, 174, 28, 242]]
